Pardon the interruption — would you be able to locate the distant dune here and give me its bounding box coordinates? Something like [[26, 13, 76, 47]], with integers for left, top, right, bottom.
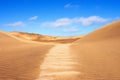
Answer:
[[71, 20, 120, 79], [9, 32, 81, 43], [0, 31, 53, 80]]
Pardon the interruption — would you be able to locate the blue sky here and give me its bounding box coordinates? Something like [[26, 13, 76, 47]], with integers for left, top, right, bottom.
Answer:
[[0, 0, 120, 36]]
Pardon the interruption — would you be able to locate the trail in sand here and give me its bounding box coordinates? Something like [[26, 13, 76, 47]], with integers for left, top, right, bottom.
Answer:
[[36, 44, 81, 80]]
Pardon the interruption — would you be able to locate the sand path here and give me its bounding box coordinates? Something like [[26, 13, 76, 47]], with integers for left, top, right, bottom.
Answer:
[[36, 44, 81, 80]]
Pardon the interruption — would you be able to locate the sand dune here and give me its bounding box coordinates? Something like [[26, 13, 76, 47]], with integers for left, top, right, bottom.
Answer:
[[0, 31, 53, 80], [71, 20, 120, 79], [0, 31, 80, 80], [9, 32, 81, 43], [76, 20, 120, 42]]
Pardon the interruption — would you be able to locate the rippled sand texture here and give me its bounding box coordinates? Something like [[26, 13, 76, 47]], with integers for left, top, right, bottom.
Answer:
[[36, 44, 81, 80]]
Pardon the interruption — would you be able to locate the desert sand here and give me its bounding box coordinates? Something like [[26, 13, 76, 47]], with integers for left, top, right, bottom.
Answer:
[[36, 44, 81, 80], [0, 20, 120, 80], [9, 32, 81, 44], [71, 20, 120, 79], [0, 31, 53, 80]]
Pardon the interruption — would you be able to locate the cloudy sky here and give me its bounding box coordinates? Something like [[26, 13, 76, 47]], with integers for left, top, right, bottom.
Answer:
[[0, 0, 120, 36]]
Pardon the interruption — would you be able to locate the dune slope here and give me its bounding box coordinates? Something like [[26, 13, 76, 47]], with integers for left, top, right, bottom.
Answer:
[[9, 32, 81, 43], [71, 20, 120, 79], [79, 20, 120, 42], [0, 31, 53, 80]]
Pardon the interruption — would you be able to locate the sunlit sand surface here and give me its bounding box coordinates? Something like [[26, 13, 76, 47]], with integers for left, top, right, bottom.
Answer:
[[36, 44, 81, 80]]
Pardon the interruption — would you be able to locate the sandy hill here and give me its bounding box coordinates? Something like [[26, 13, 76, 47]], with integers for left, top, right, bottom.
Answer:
[[9, 32, 81, 43], [0, 31, 53, 80], [71, 20, 120, 79], [77, 20, 120, 42]]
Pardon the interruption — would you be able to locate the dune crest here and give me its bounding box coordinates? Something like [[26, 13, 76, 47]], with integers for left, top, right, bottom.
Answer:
[[76, 20, 120, 42], [71, 20, 120, 79], [9, 32, 81, 43]]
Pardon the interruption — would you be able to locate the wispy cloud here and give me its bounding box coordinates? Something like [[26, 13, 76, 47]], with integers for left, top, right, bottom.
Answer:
[[29, 16, 38, 20], [41, 18, 72, 27], [75, 16, 108, 26], [63, 27, 79, 33], [64, 3, 79, 8], [41, 16, 109, 27], [115, 16, 120, 20], [4, 21, 25, 27]]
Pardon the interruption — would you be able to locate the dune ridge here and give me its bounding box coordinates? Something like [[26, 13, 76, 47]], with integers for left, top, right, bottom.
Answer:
[[9, 31, 81, 43], [71, 20, 120, 79], [76, 20, 120, 42]]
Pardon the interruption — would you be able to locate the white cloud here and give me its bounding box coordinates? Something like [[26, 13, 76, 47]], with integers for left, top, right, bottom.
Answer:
[[64, 3, 79, 8], [41, 18, 72, 27], [41, 16, 108, 27], [75, 16, 108, 26], [4, 21, 25, 27], [115, 16, 120, 20], [63, 27, 79, 33], [29, 16, 38, 20]]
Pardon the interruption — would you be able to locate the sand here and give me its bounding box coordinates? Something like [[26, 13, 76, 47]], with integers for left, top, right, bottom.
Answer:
[[36, 44, 81, 80], [0, 31, 53, 80], [9, 32, 81, 44], [71, 20, 120, 79]]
